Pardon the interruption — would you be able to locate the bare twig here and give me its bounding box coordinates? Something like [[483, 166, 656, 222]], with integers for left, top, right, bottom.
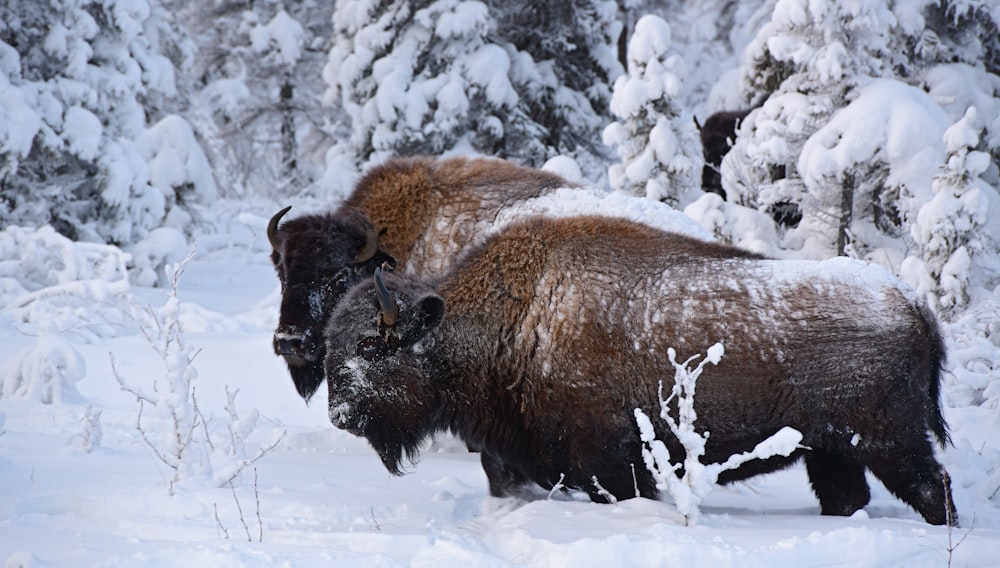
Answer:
[[591, 476, 618, 504], [945, 474, 973, 568], [547, 473, 566, 500], [254, 467, 263, 543], [216, 431, 287, 487], [230, 482, 252, 542], [214, 503, 230, 539]]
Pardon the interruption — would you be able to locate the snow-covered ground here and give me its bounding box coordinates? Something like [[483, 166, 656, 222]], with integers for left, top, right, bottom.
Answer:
[[2, 203, 1000, 567]]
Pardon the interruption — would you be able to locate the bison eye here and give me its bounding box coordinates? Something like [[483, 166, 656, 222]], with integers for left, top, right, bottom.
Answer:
[[356, 336, 390, 361]]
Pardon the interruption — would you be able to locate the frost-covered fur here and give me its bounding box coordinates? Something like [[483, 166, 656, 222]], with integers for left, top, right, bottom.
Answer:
[[269, 156, 574, 400], [324, 215, 956, 526]]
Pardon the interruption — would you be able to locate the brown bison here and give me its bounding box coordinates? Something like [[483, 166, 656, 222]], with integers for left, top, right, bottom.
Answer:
[[323, 215, 956, 525], [268, 156, 578, 401], [269, 155, 710, 402]]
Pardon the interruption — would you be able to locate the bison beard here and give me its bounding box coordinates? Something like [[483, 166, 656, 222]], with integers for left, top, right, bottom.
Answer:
[[322, 216, 957, 526]]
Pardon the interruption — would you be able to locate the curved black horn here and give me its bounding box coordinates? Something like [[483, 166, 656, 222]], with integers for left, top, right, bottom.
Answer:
[[352, 214, 379, 264], [374, 266, 399, 328], [268, 206, 292, 251]]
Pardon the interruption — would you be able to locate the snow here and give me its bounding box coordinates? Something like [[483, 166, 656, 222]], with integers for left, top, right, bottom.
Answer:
[[3, 0, 1000, 564], [248, 10, 305, 65], [2, 204, 1000, 566], [799, 79, 950, 193]]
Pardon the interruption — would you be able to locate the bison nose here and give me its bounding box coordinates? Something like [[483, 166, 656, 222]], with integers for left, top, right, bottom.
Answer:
[[275, 335, 304, 356], [273, 329, 312, 362]]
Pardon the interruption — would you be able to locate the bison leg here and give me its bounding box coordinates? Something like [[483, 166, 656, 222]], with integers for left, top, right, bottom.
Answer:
[[805, 450, 871, 517], [863, 449, 957, 526], [480, 451, 528, 497]]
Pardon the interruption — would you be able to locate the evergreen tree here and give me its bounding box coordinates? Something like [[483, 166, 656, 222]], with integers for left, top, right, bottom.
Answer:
[[603, 14, 701, 206], [176, 0, 335, 196], [905, 107, 999, 316], [323, 0, 621, 181], [0, 0, 209, 246], [722, 0, 908, 256]]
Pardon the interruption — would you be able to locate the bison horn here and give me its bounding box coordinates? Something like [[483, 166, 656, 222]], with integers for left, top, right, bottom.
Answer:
[[374, 266, 399, 328], [268, 206, 292, 252], [352, 214, 379, 265]]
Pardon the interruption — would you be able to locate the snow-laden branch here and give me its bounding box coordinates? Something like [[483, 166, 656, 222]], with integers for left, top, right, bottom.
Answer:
[[636, 342, 804, 526]]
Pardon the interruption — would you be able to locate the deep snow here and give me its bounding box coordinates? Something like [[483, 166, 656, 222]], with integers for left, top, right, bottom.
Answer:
[[2, 197, 1000, 567]]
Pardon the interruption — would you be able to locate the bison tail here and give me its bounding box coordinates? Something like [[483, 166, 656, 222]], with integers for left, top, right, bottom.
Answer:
[[920, 303, 952, 447]]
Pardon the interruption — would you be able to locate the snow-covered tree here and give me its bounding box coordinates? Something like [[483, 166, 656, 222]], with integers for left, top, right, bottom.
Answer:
[[323, 0, 621, 183], [604, 14, 701, 206], [176, 0, 335, 196], [722, 1, 936, 258], [902, 107, 1000, 316], [0, 0, 212, 246]]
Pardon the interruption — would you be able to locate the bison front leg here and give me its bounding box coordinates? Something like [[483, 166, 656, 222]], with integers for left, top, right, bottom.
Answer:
[[805, 450, 871, 517], [480, 451, 529, 498], [864, 448, 957, 526]]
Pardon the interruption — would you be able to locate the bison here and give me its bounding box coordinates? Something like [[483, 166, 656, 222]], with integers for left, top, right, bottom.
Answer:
[[268, 155, 707, 402], [322, 215, 956, 525], [268, 156, 576, 401], [697, 109, 750, 199]]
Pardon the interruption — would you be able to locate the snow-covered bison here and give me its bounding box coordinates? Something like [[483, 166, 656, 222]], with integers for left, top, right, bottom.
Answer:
[[323, 215, 956, 526], [268, 156, 575, 401]]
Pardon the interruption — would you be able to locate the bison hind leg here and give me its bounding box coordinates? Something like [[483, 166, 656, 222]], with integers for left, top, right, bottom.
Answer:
[[805, 450, 871, 517]]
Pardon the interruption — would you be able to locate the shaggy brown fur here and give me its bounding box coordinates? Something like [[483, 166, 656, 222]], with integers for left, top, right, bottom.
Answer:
[[269, 156, 574, 400], [324, 215, 956, 526]]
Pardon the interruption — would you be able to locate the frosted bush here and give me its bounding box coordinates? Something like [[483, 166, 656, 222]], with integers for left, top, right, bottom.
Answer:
[[68, 405, 103, 453], [128, 227, 190, 287], [114, 255, 282, 493], [636, 343, 802, 525], [0, 225, 132, 339], [1, 331, 86, 404]]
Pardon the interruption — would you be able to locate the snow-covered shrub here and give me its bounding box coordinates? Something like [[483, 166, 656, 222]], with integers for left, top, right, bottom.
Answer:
[[683, 193, 783, 257], [213, 386, 285, 488], [128, 227, 190, 287], [603, 14, 702, 207], [69, 404, 103, 453], [635, 343, 802, 526], [114, 255, 211, 492], [113, 254, 282, 493], [1, 331, 86, 404], [136, 115, 218, 228], [0, 225, 132, 338]]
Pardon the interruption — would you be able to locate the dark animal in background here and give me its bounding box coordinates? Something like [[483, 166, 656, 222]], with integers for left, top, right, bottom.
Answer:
[[697, 108, 803, 228], [268, 156, 575, 401], [696, 109, 750, 199], [323, 215, 956, 526]]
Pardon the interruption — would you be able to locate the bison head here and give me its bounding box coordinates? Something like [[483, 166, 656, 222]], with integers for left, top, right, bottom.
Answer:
[[268, 206, 397, 402], [323, 267, 446, 474]]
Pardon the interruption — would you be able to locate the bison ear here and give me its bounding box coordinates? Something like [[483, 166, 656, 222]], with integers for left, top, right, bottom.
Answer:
[[405, 294, 444, 341]]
